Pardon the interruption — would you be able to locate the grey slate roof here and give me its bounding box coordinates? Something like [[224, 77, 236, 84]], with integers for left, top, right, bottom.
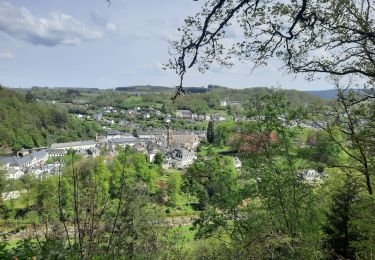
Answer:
[[0, 156, 16, 165], [30, 150, 47, 159], [14, 156, 33, 166], [109, 137, 138, 144], [47, 148, 67, 154], [51, 140, 96, 149]]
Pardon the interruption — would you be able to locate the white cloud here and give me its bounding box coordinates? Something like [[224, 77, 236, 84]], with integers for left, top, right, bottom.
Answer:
[[161, 30, 180, 42], [106, 22, 117, 32], [0, 51, 14, 59], [91, 11, 117, 32], [0, 2, 103, 46]]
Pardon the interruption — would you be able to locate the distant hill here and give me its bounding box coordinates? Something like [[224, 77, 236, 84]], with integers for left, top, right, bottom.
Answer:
[[116, 85, 214, 94], [305, 89, 337, 99], [116, 85, 172, 93]]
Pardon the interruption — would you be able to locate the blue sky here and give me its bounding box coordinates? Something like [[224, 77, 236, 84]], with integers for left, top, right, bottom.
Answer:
[[0, 0, 330, 90]]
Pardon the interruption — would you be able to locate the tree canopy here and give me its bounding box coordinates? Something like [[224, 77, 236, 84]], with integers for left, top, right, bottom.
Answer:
[[168, 0, 375, 97]]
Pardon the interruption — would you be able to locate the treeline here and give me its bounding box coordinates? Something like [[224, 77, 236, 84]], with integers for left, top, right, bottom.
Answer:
[[25, 86, 327, 115], [0, 87, 101, 152]]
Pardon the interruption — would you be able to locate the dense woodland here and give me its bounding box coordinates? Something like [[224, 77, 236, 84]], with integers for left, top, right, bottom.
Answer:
[[0, 86, 101, 153]]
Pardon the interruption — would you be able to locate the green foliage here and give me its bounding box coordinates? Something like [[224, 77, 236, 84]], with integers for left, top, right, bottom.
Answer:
[[167, 171, 182, 206], [0, 88, 101, 152], [206, 120, 215, 144], [214, 121, 235, 145], [0, 168, 7, 206], [153, 151, 165, 166], [323, 174, 360, 259], [186, 156, 239, 211]]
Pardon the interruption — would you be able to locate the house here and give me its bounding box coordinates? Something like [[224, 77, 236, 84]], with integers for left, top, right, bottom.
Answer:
[[47, 149, 67, 158], [143, 113, 151, 119], [106, 129, 125, 140], [137, 129, 164, 139], [165, 147, 197, 169], [0, 156, 16, 170], [146, 142, 166, 163], [233, 157, 242, 169], [164, 114, 171, 123], [51, 140, 97, 151], [108, 137, 138, 150], [169, 134, 200, 150], [0, 150, 48, 173], [220, 100, 227, 107], [176, 110, 192, 119], [7, 168, 24, 180], [119, 120, 127, 127], [198, 115, 205, 121], [299, 169, 325, 183], [126, 109, 136, 115], [2, 190, 26, 201], [87, 147, 100, 157], [94, 113, 102, 121], [16, 150, 49, 170], [228, 100, 241, 106]]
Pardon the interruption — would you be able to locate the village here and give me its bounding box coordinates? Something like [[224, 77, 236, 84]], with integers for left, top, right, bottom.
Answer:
[[0, 127, 206, 182]]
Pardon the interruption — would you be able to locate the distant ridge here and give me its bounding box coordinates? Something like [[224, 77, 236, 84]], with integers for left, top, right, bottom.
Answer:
[[116, 85, 172, 93], [305, 89, 337, 99], [116, 85, 215, 93]]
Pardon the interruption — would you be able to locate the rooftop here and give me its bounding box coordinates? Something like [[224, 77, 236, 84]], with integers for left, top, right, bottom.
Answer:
[[51, 140, 96, 149]]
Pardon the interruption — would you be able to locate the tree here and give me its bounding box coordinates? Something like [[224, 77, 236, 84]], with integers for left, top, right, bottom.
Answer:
[[167, 171, 182, 206], [0, 168, 7, 207], [207, 120, 215, 143], [323, 174, 360, 259], [316, 87, 375, 194], [214, 121, 235, 145], [25, 91, 36, 103], [187, 91, 323, 258], [153, 152, 165, 166], [185, 156, 239, 211], [167, 0, 374, 99]]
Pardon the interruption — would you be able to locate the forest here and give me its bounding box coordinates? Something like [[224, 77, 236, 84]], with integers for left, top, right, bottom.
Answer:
[[0, 86, 102, 154]]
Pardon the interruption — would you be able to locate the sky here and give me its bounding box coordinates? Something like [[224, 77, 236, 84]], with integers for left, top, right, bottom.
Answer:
[[0, 0, 331, 90]]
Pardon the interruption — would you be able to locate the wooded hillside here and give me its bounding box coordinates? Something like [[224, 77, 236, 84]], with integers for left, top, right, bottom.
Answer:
[[0, 87, 101, 153]]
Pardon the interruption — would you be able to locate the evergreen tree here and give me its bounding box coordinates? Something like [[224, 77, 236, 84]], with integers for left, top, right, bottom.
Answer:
[[323, 175, 359, 259], [207, 120, 214, 144]]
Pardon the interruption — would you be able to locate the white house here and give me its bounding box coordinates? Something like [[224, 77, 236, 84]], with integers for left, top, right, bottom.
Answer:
[[300, 169, 325, 183], [7, 168, 25, 180], [51, 140, 97, 151], [220, 100, 227, 107], [176, 110, 192, 119]]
